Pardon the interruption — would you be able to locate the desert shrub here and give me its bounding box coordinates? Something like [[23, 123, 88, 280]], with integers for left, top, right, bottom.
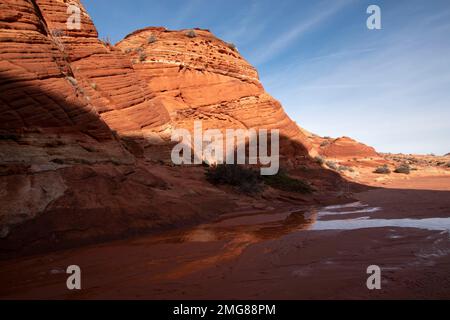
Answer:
[[314, 156, 325, 165], [394, 164, 411, 174], [186, 30, 197, 38], [90, 82, 97, 90], [51, 158, 64, 164], [147, 35, 157, 44], [227, 42, 237, 51], [262, 170, 313, 194], [62, 52, 70, 62], [205, 164, 263, 194], [325, 160, 338, 170], [338, 165, 354, 172], [124, 48, 132, 54], [374, 165, 391, 174], [101, 37, 112, 47], [446, 162, 450, 168], [0, 133, 19, 141], [44, 140, 64, 148], [139, 52, 147, 62], [320, 140, 330, 147]]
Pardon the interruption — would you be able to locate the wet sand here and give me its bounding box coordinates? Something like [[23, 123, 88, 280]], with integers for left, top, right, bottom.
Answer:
[[0, 176, 449, 299]]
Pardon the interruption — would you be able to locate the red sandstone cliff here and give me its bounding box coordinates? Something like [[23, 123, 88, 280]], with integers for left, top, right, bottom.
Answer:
[[0, 0, 351, 255]]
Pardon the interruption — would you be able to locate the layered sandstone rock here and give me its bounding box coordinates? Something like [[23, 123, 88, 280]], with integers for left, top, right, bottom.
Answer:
[[0, 0, 342, 255], [0, 0, 112, 138], [317, 136, 378, 159], [302, 129, 379, 160], [115, 27, 312, 159], [34, 0, 171, 137]]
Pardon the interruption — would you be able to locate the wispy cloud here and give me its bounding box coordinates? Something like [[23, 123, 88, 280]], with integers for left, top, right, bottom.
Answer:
[[218, 0, 265, 45], [250, 0, 354, 65], [260, 2, 450, 154]]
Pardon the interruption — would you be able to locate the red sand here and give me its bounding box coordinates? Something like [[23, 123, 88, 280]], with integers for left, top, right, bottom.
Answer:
[[1, 175, 449, 299]]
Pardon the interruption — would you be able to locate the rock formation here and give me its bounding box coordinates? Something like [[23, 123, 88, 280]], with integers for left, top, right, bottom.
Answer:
[[306, 133, 379, 160], [0, 0, 349, 256], [317, 136, 378, 159], [115, 27, 308, 144]]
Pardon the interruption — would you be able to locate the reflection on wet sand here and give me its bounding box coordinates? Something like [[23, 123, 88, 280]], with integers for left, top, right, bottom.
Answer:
[[156, 201, 450, 280], [156, 208, 318, 280], [1, 198, 450, 299]]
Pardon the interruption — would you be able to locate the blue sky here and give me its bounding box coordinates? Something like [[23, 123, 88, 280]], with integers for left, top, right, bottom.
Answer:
[[82, 0, 450, 155]]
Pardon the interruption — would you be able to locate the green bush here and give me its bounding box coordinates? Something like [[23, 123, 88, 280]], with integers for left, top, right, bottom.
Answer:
[[262, 170, 313, 194], [374, 165, 391, 174], [205, 165, 313, 195], [205, 164, 263, 194], [394, 164, 411, 174]]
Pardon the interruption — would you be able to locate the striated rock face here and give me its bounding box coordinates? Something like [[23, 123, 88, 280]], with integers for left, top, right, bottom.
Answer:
[[35, 0, 171, 136], [0, 0, 341, 255], [315, 136, 379, 159], [115, 27, 312, 160], [1, 0, 311, 158], [0, 0, 113, 139]]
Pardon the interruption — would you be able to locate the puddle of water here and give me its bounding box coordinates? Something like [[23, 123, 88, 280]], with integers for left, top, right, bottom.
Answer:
[[313, 201, 450, 233], [318, 207, 381, 217], [153, 201, 450, 280], [323, 202, 368, 210], [311, 217, 450, 232]]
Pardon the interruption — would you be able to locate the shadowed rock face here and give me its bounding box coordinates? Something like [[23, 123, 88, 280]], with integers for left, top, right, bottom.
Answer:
[[0, 0, 112, 139], [0, 0, 341, 255], [1, 0, 311, 158]]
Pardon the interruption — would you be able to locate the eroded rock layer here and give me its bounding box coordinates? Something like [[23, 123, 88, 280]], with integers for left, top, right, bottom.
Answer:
[[0, 0, 338, 256], [317, 136, 379, 159], [0, 0, 111, 139], [116, 27, 312, 158]]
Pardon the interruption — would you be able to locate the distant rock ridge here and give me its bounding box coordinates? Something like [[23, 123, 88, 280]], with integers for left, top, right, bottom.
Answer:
[[301, 130, 379, 159]]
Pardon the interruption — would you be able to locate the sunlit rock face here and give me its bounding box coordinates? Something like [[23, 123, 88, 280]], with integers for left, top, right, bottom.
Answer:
[[116, 27, 312, 160], [1, 0, 312, 161]]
